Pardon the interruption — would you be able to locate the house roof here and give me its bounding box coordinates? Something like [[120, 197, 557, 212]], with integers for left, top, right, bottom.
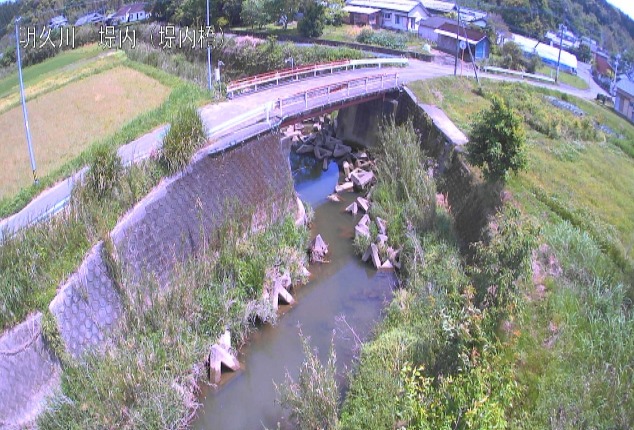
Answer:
[[512, 33, 578, 70], [113, 2, 148, 18], [343, 5, 381, 14], [617, 79, 634, 97], [75, 12, 104, 26], [49, 15, 68, 24], [346, 0, 423, 14], [435, 23, 487, 44], [419, 16, 455, 29], [420, 0, 455, 13], [459, 7, 487, 23]]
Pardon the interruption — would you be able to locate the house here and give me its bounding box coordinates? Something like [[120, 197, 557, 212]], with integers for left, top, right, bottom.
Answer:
[[110, 3, 150, 25], [48, 15, 68, 29], [615, 78, 634, 123], [418, 16, 455, 42], [343, 5, 381, 27], [594, 51, 613, 77], [458, 7, 487, 28], [544, 28, 579, 50], [345, 0, 430, 32], [435, 22, 490, 60], [511, 33, 578, 74], [75, 12, 105, 26], [420, 0, 456, 15]]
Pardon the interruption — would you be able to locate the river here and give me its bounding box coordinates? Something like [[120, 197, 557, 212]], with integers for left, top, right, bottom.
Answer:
[[192, 151, 394, 430]]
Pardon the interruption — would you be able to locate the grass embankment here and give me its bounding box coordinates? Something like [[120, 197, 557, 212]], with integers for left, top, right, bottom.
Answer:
[[340, 78, 634, 428], [0, 56, 209, 219], [536, 64, 589, 90], [408, 78, 634, 272], [38, 216, 309, 429]]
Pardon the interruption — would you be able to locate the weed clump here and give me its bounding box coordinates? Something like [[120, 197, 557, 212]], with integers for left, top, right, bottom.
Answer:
[[277, 331, 339, 430], [160, 105, 206, 174], [86, 145, 123, 199]]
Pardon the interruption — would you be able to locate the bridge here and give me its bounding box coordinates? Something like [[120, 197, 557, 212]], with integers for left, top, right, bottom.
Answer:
[[0, 56, 603, 241]]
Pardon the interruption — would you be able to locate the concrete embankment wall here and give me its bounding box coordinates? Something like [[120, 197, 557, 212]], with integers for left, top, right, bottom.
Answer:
[[335, 96, 399, 147], [0, 133, 295, 428]]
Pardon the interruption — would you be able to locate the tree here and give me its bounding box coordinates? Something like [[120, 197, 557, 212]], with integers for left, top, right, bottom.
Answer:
[[499, 41, 525, 71], [323, 0, 347, 26], [297, 1, 325, 38], [241, 0, 272, 29], [467, 96, 527, 183], [267, 0, 300, 29]]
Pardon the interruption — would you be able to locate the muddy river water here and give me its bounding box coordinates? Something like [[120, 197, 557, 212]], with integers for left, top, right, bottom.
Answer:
[[192, 153, 394, 430]]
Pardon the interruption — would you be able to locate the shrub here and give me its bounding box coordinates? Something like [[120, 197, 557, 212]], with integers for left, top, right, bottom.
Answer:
[[276, 331, 339, 430], [86, 145, 123, 199], [356, 28, 407, 50], [160, 105, 206, 174], [467, 95, 527, 182]]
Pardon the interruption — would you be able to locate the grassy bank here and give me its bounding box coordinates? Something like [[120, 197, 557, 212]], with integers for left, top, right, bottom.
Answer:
[[408, 77, 634, 273], [38, 215, 309, 429], [339, 78, 634, 428]]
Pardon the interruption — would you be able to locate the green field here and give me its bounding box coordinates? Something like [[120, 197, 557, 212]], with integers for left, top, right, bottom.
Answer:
[[536, 64, 589, 90], [0, 44, 103, 99]]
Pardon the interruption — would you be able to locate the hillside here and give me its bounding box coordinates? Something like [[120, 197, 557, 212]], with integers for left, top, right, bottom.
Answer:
[[461, 0, 633, 55]]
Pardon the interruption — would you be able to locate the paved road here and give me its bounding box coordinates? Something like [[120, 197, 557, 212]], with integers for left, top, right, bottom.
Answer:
[[0, 58, 605, 240]]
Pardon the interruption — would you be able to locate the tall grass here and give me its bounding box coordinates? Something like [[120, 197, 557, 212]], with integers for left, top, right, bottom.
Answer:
[[38, 216, 309, 429], [160, 105, 207, 174]]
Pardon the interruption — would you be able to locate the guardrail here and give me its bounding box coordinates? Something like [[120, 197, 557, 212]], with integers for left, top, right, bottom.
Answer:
[[482, 66, 556, 84], [227, 58, 408, 97]]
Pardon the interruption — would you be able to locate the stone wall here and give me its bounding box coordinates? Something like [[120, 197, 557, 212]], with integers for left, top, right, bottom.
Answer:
[[0, 132, 295, 428]]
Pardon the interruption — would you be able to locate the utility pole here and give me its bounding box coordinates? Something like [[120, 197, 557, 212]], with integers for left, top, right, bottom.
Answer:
[[555, 23, 566, 83], [460, 18, 480, 85], [612, 52, 622, 97], [15, 17, 38, 185], [206, 0, 213, 94], [454, 1, 460, 76]]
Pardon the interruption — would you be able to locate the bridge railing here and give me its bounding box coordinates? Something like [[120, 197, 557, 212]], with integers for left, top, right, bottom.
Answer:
[[208, 73, 399, 141], [227, 58, 408, 97]]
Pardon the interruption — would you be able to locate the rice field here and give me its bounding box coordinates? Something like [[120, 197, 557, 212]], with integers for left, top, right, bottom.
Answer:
[[0, 66, 170, 199]]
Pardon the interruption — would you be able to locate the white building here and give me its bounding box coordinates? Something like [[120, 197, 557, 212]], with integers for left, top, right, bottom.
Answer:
[[511, 33, 578, 74]]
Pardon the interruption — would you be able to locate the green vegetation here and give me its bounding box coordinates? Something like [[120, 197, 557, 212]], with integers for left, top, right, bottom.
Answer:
[[340, 77, 634, 429], [536, 64, 589, 90], [38, 216, 309, 429], [341, 120, 536, 429], [0, 161, 163, 331], [86, 146, 124, 200], [277, 332, 339, 430], [356, 28, 407, 50], [160, 105, 207, 174], [370, 120, 435, 247], [0, 43, 103, 100], [298, 2, 325, 38], [467, 95, 528, 182]]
